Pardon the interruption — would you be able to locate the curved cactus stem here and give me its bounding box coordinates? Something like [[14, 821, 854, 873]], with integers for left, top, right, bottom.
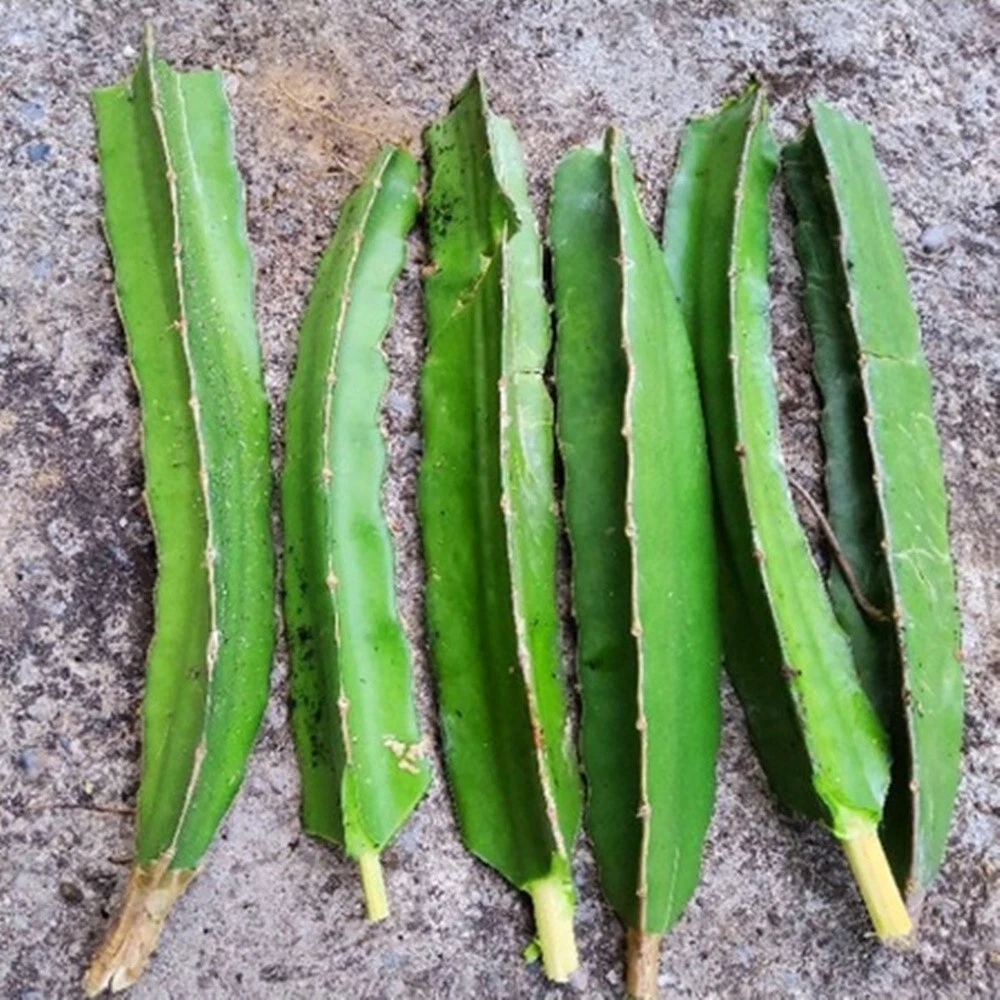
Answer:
[[784, 101, 963, 908], [663, 88, 823, 823], [664, 85, 900, 939], [283, 144, 429, 918], [87, 28, 274, 992]]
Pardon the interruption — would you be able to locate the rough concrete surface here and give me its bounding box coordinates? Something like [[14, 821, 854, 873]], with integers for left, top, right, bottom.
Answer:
[[1, 1, 998, 997]]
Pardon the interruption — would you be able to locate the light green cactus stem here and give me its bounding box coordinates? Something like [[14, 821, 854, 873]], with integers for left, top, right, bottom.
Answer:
[[663, 85, 910, 941], [551, 131, 721, 1000], [282, 145, 429, 921], [420, 74, 582, 982], [87, 29, 274, 994], [783, 101, 963, 909]]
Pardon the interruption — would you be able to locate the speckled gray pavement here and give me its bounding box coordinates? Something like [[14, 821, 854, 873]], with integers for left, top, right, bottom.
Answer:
[[1, 2, 998, 998]]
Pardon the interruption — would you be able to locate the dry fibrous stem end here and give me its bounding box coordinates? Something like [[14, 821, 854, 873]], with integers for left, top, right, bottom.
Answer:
[[83, 862, 194, 996], [626, 927, 662, 1000]]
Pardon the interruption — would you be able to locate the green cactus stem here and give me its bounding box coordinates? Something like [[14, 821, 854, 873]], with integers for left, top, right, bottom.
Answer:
[[784, 100, 963, 913], [419, 74, 582, 982], [551, 130, 721, 998], [664, 85, 909, 942], [282, 144, 430, 922], [87, 29, 275, 993]]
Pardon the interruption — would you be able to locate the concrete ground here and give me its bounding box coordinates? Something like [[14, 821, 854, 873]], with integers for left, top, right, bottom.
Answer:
[[1, 1, 997, 997]]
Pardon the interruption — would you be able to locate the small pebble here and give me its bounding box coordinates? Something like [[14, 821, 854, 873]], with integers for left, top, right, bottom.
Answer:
[[47, 517, 85, 557], [379, 951, 403, 971], [59, 881, 84, 905], [26, 142, 51, 163], [385, 388, 414, 419], [19, 100, 45, 122], [16, 749, 43, 778], [919, 223, 952, 253]]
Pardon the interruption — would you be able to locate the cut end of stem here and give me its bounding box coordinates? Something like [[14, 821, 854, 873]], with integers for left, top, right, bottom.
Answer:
[[528, 875, 579, 983], [83, 860, 194, 996], [842, 829, 913, 945], [359, 849, 389, 922], [626, 927, 662, 1000]]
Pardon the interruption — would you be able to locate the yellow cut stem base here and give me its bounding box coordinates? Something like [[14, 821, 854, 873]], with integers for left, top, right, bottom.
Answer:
[[842, 830, 913, 944], [359, 849, 389, 922], [528, 876, 579, 983], [83, 859, 194, 996], [626, 927, 662, 1000]]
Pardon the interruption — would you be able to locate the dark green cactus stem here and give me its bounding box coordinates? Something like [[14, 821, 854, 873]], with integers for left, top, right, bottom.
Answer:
[[784, 101, 963, 911], [283, 145, 430, 921], [551, 130, 721, 999], [663, 85, 910, 942], [87, 28, 275, 993], [420, 74, 582, 982]]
